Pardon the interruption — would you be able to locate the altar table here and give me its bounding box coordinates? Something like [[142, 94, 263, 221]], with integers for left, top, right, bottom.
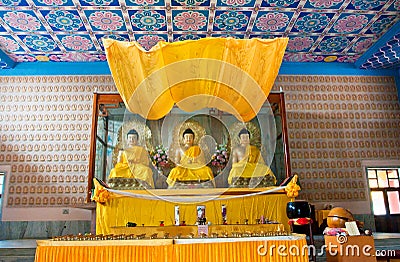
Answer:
[[35, 235, 309, 262], [110, 224, 285, 237], [95, 187, 291, 235]]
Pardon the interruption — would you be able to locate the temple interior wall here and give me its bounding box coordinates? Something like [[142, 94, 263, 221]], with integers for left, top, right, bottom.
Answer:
[[0, 75, 399, 239]]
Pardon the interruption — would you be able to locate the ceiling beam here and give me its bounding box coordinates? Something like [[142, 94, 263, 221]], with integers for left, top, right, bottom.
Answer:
[[0, 61, 398, 76], [355, 20, 400, 69]]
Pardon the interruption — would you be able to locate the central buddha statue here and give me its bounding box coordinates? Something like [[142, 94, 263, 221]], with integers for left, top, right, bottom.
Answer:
[[167, 128, 214, 188], [228, 128, 276, 187], [109, 129, 154, 188]]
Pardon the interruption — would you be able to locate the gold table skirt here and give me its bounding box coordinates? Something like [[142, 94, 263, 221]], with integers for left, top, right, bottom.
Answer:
[[35, 235, 309, 262], [96, 188, 291, 235]]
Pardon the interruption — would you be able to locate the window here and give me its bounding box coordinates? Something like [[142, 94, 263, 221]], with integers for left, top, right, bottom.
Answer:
[[367, 168, 400, 215]]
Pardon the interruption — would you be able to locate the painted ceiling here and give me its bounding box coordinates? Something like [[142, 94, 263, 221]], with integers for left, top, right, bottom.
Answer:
[[0, 0, 399, 70]]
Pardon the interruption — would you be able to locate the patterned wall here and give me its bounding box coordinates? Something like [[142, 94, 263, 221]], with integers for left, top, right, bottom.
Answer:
[[274, 75, 400, 208], [0, 76, 115, 209], [0, 74, 399, 216]]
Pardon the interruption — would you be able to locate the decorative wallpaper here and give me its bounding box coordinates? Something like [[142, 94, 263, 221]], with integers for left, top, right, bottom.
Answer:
[[0, 74, 399, 216], [274, 75, 400, 205], [0, 76, 114, 209]]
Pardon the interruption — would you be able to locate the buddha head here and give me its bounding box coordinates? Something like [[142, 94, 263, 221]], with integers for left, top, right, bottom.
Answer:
[[126, 129, 139, 147], [238, 128, 251, 146], [183, 128, 195, 147]]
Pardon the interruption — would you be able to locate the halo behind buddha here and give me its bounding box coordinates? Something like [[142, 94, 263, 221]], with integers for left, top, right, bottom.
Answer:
[[112, 120, 153, 166]]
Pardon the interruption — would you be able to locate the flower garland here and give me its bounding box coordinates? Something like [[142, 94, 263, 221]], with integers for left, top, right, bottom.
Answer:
[[285, 175, 301, 201], [211, 144, 229, 169], [149, 145, 174, 170], [91, 181, 110, 204]]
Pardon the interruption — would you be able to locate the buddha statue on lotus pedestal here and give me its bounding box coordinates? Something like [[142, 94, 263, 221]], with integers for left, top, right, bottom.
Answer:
[[167, 126, 215, 189], [228, 127, 276, 188], [109, 128, 155, 189]]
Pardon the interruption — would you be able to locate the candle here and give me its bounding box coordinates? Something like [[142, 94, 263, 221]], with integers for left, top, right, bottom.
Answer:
[[174, 206, 180, 226]]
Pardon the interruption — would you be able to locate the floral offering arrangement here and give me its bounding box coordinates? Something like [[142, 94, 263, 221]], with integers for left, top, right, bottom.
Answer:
[[211, 144, 229, 169], [149, 145, 174, 170]]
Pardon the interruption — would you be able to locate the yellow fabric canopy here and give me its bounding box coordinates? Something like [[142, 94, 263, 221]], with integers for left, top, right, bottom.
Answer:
[[103, 37, 288, 121]]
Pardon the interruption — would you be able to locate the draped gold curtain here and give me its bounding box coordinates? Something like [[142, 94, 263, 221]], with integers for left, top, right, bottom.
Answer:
[[104, 37, 288, 122]]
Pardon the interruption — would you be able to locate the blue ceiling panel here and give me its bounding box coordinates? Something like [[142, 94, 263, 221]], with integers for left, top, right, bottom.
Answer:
[[0, 0, 28, 6]]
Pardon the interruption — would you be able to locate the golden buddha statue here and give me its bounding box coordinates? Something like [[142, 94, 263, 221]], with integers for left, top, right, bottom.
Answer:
[[167, 128, 214, 188], [109, 129, 154, 188], [228, 128, 276, 187]]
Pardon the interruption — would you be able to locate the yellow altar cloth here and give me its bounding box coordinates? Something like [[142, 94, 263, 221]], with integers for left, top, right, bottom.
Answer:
[[228, 145, 276, 185], [95, 186, 291, 235], [109, 147, 154, 188], [35, 235, 309, 262], [173, 236, 309, 262], [35, 239, 174, 262], [167, 145, 214, 186]]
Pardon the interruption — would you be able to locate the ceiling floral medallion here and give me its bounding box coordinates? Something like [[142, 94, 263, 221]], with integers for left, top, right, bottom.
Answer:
[[318, 36, 349, 52], [61, 35, 93, 51], [136, 35, 167, 50], [175, 34, 201, 41], [309, 0, 341, 8], [221, 0, 252, 6], [255, 12, 289, 32], [23, 35, 57, 52], [45, 10, 83, 31], [352, 0, 386, 10], [369, 16, 396, 34], [3, 11, 42, 31], [333, 14, 369, 33], [295, 13, 330, 33], [131, 10, 166, 30], [287, 36, 313, 52], [265, 0, 299, 7], [214, 11, 249, 31], [99, 35, 128, 48], [126, 0, 161, 5], [0, 0, 21, 6], [173, 11, 207, 31], [37, 0, 67, 5], [88, 11, 124, 31], [351, 38, 373, 53], [0, 36, 19, 52]]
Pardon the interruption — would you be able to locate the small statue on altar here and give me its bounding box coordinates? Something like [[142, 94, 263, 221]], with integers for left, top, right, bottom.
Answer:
[[228, 128, 276, 187], [166, 128, 214, 188], [109, 129, 154, 188]]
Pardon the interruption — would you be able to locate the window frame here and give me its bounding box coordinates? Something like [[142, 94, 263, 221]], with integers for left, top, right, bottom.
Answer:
[[367, 167, 400, 217]]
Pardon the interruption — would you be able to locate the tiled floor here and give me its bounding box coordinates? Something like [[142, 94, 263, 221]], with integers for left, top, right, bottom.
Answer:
[[0, 233, 399, 262], [0, 239, 37, 249]]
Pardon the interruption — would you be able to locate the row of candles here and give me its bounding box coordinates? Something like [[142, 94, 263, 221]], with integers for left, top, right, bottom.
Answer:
[[52, 230, 290, 241]]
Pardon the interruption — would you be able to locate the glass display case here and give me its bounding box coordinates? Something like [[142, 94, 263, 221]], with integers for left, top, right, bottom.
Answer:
[[87, 92, 291, 200]]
